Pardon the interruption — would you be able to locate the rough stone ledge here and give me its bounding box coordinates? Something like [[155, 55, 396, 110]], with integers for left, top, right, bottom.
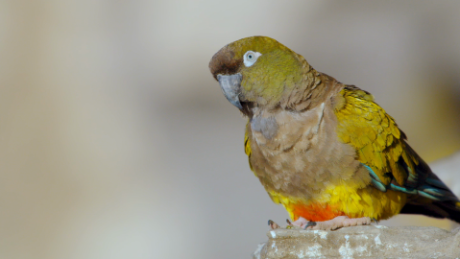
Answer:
[[253, 225, 460, 259]]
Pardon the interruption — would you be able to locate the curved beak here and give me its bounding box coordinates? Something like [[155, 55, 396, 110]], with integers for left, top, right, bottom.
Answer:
[[217, 73, 243, 110]]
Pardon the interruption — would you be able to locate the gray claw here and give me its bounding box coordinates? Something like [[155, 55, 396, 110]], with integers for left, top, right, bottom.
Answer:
[[304, 221, 317, 229]]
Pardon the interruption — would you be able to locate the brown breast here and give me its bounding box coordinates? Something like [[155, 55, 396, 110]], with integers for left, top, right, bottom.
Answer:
[[247, 92, 365, 201]]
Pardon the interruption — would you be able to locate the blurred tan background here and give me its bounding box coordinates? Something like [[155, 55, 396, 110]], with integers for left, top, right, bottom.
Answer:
[[1, 1, 460, 258]]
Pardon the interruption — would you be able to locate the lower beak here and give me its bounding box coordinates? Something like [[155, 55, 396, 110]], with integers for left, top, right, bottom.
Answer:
[[217, 73, 243, 110]]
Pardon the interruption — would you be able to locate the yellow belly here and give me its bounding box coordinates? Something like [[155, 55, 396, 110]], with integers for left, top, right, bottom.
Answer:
[[268, 183, 407, 221]]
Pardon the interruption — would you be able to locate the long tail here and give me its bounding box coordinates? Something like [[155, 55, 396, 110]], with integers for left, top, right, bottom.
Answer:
[[400, 200, 460, 223], [397, 146, 460, 223]]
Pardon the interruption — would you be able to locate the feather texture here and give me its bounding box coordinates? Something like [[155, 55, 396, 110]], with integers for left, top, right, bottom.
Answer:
[[210, 36, 460, 224]]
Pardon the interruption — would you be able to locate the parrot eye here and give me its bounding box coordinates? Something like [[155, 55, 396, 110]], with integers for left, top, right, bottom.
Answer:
[[243, 51, 262, 67]]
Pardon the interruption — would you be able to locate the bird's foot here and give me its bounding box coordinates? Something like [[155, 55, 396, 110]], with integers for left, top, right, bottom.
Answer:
[[268, 219, 280, 230], [268, 217, 315, 230], [287, 217, 317, 229], [269, 216, 369, 231], [305, 216, 371, 231]]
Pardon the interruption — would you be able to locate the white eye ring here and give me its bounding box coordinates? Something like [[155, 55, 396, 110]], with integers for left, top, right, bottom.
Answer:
[[243, 51, 262, 67]]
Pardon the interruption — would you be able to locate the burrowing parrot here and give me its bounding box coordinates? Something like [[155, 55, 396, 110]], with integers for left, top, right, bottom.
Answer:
[[209, 36, 460, 230]]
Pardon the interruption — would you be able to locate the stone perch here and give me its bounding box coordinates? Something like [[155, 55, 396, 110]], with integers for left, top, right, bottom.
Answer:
[[253, 225, 460, 258]]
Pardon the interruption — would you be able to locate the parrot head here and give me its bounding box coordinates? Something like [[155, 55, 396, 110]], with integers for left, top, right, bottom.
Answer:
[[209, 36, 311, 115]]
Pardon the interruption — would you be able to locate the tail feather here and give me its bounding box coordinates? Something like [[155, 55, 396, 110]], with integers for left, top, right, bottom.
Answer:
[[437, 201, 460, 223], [397, 148, 460, 223], [400, 201, 460, 224]]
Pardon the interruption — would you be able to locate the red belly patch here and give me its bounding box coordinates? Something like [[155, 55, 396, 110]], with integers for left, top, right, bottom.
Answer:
[[291, 203, 345, 222]]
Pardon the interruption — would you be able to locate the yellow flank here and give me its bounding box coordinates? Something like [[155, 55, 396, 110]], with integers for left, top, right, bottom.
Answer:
[[326, 184, 407, 220], [244, 124, 254, 172], [244, 128, 251, 157]]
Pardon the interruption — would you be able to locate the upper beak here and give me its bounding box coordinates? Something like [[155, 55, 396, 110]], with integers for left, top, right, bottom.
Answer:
[[217, 73, 243, 110]]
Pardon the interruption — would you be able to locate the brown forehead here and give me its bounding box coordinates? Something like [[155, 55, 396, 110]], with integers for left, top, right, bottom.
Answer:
[[209, 45, 242, 80]]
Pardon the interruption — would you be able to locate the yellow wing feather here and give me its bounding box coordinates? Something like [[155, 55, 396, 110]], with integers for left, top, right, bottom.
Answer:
[[335, 86, 418, 187]]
